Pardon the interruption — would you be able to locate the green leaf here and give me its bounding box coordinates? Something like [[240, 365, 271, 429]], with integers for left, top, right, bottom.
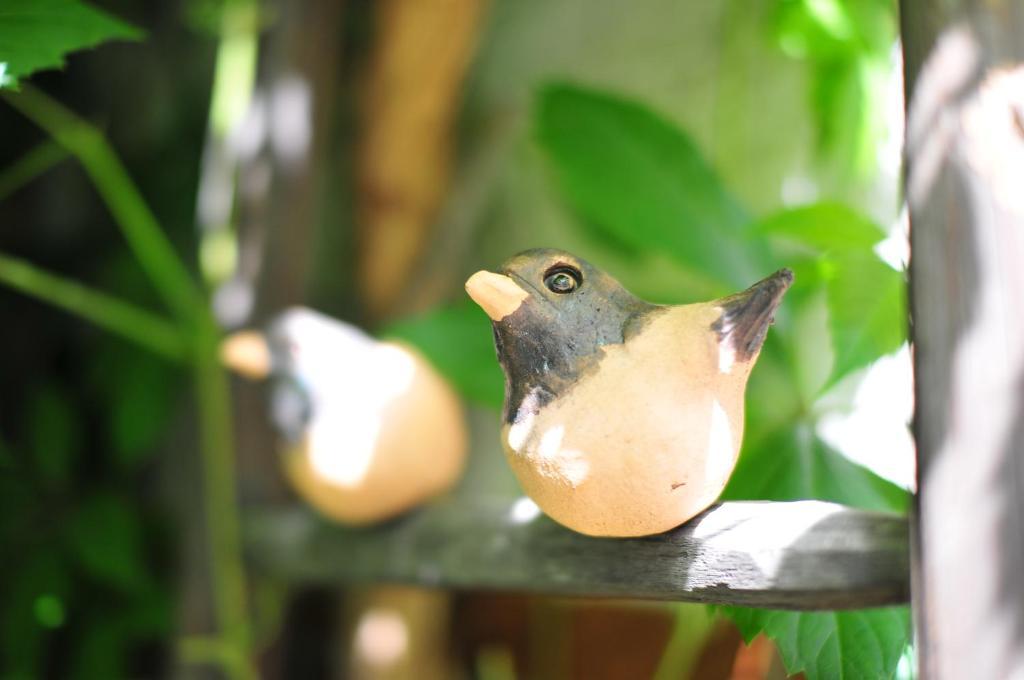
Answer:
[[754, 202, 906, 387], [723, 424, 908, 513], [755, 202, 885, 252], [0, 0, 143, 88], [843, 0, 899, 56], [773, 0, 855, 59], [824, 250, 905, 387], [535, 82, 759, 289], [27, 384, 81, 487], [772, 0, 895, 59], [68, 493, 151, 593], [771, 0, 895, 171], [382, 299, 505, 409], [722, 606, 910, 680], [811, 56, 874, 171]]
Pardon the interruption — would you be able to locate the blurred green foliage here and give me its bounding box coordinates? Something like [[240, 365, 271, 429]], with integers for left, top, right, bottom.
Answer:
[[383, 300, 506, 410], [0, 3, 201, 677], [1, 374, 173, 677], [770, 0, 897, 173]]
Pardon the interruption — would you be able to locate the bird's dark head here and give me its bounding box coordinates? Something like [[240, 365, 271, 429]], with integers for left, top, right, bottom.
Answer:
[[465, 248, 652, 417]]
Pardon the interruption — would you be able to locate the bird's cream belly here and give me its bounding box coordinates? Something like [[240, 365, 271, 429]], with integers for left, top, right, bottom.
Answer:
[[501, 307, 747, 537]]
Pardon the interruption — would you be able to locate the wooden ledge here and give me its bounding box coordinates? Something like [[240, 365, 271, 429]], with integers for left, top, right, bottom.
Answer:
[[244, 498, 909, 610]]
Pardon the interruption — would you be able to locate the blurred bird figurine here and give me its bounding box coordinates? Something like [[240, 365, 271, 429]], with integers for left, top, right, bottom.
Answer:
[[221, 308, 468, 524], [465, 249, 792, 537]]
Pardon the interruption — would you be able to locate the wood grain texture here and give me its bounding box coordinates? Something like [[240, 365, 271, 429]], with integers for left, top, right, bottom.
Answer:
[[245, 499, 908, 610], [901, 1, 1024, 677]]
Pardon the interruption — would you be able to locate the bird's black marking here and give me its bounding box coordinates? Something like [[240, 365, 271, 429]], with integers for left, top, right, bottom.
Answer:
[[488, 249, 659, 424], [486, 250, 792, 426], [264, 317, 315, 441]]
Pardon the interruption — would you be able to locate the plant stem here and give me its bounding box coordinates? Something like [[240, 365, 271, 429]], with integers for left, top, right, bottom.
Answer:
[[0, 139, 68, 201], [192, 313, 255, 680], [178, 635, 235, 666], [652, 605, 713, 680], [1, 86, 205, 324], [0, 252, 188, 362], [1, 86, 255, 678]]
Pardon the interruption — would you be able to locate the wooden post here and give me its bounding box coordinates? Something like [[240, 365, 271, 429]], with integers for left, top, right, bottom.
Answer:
[[900, 1, 1024, 677]]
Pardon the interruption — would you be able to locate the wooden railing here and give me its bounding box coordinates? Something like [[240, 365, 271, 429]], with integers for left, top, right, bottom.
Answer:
[[246, 499, 908, 610]]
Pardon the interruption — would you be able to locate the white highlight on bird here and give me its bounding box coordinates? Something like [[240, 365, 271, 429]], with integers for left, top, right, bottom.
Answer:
[[534, 424, 590, 487], [703, 399, 734, 490], [716, 314, 737, 374], [278, 309, 417, 488], [506, 388, 542, 453], [537, 424, 565, 460]]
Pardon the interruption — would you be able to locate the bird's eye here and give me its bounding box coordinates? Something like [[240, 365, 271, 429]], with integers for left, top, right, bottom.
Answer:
[[544, 265, 581, 294]]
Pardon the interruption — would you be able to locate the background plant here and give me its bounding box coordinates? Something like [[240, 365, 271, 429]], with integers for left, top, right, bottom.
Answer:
[[1, 2, 252, 677]]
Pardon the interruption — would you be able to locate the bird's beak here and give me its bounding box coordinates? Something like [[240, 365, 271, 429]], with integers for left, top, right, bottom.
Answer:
[[465, 270, 530, 321], [220, 330, 272, 380]]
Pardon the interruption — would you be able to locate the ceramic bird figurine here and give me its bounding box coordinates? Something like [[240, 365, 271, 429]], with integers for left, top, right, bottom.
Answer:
[[221, 307, 468, 524], [465, 249, 792, 537]]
